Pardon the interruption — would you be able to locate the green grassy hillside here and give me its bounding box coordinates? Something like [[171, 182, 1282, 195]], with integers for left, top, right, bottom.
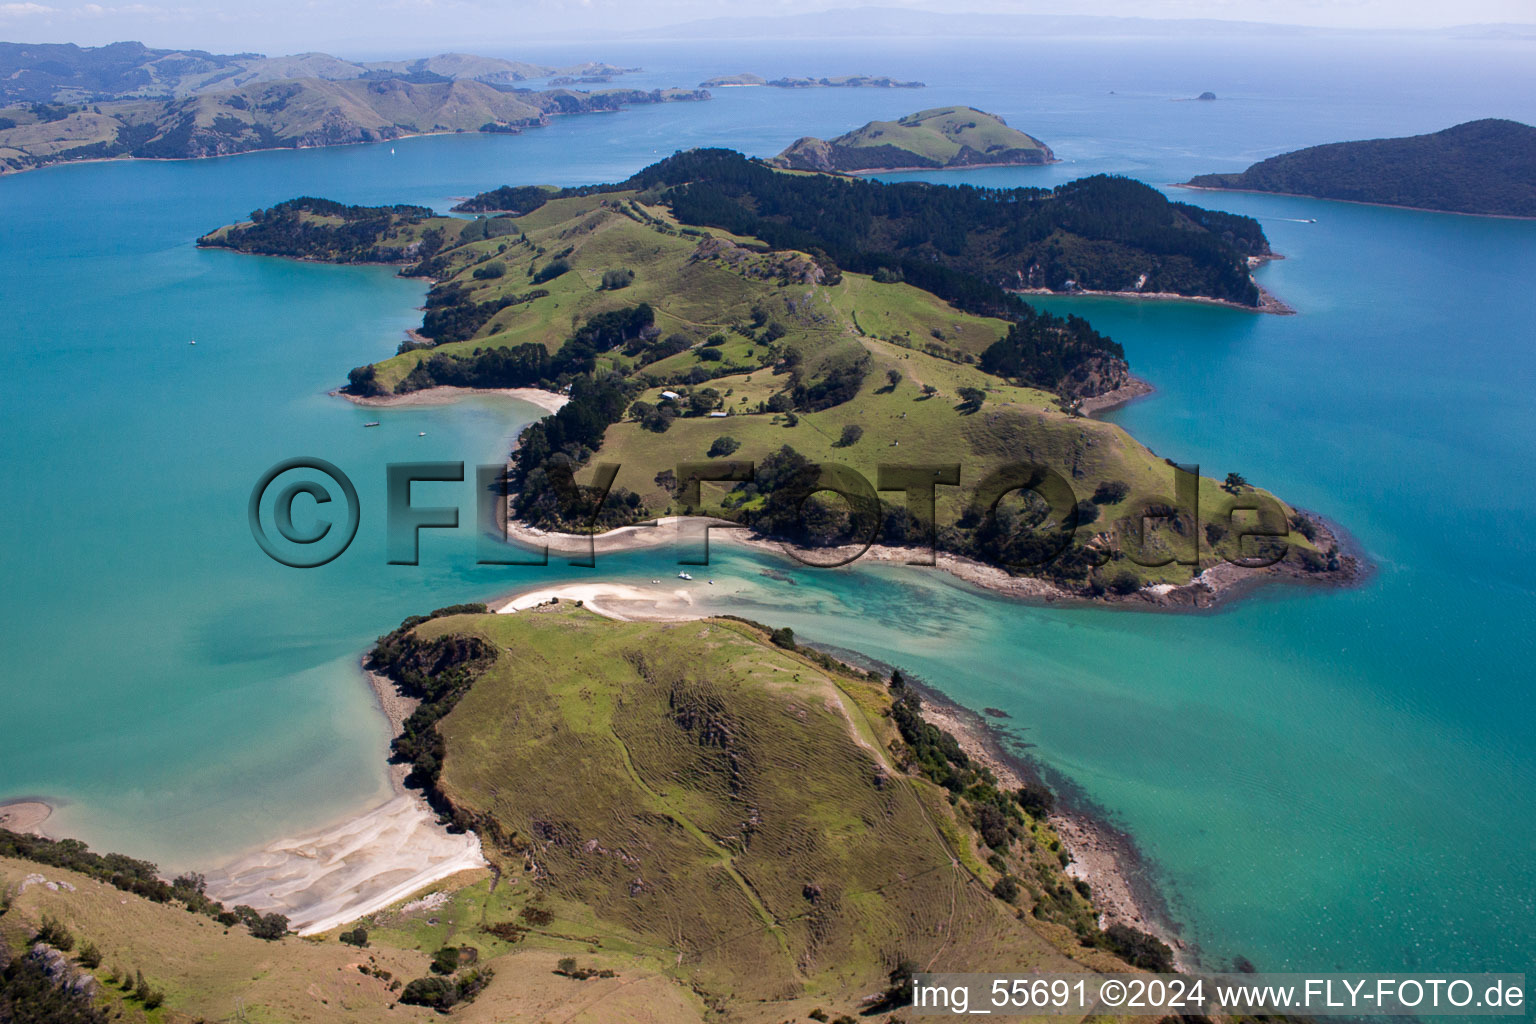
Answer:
[[1185, 118, 1536, 218], [770, 106, 1054, 172], [383, 606, 1150, 1014]]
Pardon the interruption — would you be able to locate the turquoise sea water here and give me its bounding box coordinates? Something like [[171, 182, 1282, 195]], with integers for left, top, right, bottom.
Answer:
[[2, 35, 1533, 978]]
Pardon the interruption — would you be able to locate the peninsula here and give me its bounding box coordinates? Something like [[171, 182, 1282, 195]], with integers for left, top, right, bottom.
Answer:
[[769, 105, 1054, 173], [0, 40, 702, 173], [201, 148, 1353, 603], [1183, 118, 1536, 218], [1, 604, 1205, 1021]]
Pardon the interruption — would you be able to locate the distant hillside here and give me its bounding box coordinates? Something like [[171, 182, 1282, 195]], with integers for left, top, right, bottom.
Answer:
[[769, 105, 1053, 173], [1185, 119, 1536, 217], [0, 78, 707, 173], [0, 39, 633, 104]]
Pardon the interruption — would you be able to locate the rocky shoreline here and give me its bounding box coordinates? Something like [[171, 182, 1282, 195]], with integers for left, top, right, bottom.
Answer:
[[906, 687, 1190, 966]]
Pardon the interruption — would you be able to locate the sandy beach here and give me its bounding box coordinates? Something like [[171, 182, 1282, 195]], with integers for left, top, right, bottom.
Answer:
[[199, 663, 486, 936], [498, 580, 703, 620], [201, 793, 485, 936], [0, 800, 53, 835], [335, 384, 569, 415], [1013, 280, 1295, 315]]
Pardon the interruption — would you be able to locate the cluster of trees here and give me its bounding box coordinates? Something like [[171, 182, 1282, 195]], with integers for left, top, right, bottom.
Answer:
[[200, 197, 436, 262], [416, 282, 549, 345], [451, 184, 551, 215], [0, 829, 297, 946], [399, 967, 495, 1010], [599, 267, 635, 290], [705, 444, 1112, 587], [398, 302, 652, 393], [509, 376, 645, 531], [369, 617, 497, 796], [791, 352, 870, 411], [457, 215, 519, 243], [0, 830, 223, 919], [980, 309, 1124, 393], [532, 258, 571, 283]]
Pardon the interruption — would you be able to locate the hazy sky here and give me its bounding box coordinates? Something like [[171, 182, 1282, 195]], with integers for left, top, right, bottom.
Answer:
[[0, 0, 1531, 54]]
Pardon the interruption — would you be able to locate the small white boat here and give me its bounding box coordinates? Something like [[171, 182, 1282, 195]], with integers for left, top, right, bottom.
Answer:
[[418, 431, 426, 437], [188, 339, 196, 345], [363, 421, 380, 428], [677, 571, 693, 580]]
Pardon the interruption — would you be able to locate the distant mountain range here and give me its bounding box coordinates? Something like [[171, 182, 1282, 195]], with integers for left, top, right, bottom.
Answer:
[[769, 106, 1054, 174], [0, 41, 704, 174], [0, 40, 635, 105], [1185, 119, 1536, 218], [643, 7, 1536, 40]]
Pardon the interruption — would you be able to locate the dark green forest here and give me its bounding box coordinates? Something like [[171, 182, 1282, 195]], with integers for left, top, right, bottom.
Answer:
[[500, 148, 1270, 307], [1187, 118, 1536, 218], [199, 197, 439, 262]]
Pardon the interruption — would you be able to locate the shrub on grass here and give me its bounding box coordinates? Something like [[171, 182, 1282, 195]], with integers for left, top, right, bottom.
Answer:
[[1091, 480, 1129, 505], [34, 915, 73, 951], [532, 259, 570, 284], [599, 268, 634, 290]]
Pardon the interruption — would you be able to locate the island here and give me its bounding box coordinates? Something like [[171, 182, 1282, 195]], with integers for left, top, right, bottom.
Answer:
[[700, 72, 924, 89], [1183, 118, 1536, 218], [0, 40, 698, 173], [1, 602, 1210, 1021], [699, 72, 767, 87], [200, 148, 1354, 604], [1196, 91, 1218, 100], [768, 105, 1054, 173]]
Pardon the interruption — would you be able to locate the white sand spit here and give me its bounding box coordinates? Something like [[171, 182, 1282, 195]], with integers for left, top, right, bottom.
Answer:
[[202, 794, 484, 936], [498, 581, 697, 621]]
